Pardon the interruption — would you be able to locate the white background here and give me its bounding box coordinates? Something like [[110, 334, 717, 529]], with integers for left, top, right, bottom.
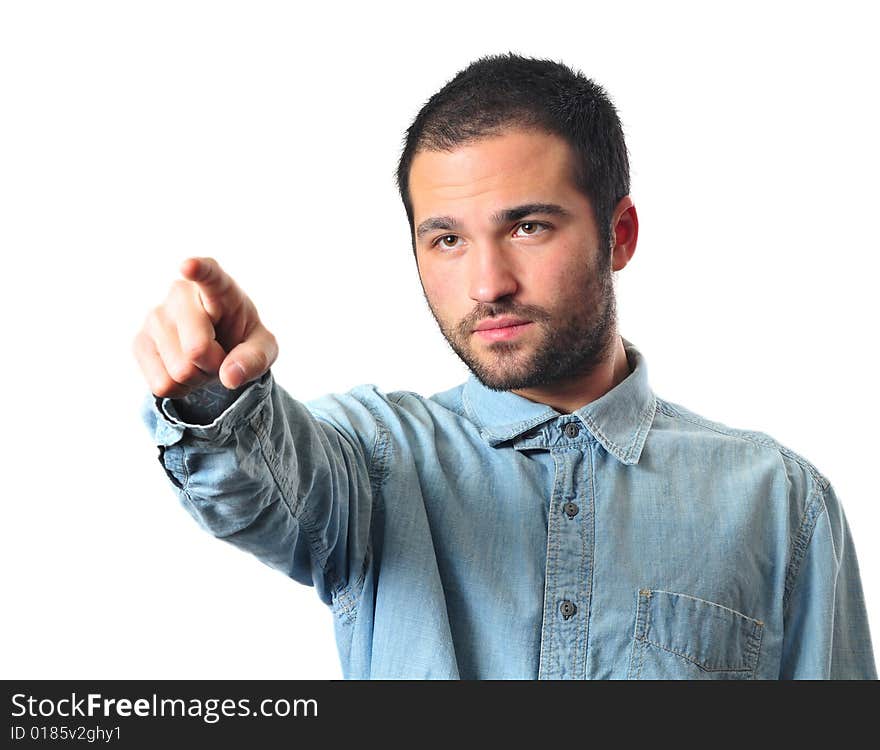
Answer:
[[1, 1, 877, 678]]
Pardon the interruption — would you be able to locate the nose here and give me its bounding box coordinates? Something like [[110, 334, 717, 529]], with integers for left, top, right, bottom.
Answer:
[[468, 241, 519, 303]]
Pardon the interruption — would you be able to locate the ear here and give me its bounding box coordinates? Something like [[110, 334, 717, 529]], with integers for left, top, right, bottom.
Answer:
[[609, 196, 638, 272]]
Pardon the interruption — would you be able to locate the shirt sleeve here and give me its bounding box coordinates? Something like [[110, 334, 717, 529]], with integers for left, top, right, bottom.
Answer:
[[139, 368, 384, 613], [779, 479, 877, 679], [164, 380, 252, 425]]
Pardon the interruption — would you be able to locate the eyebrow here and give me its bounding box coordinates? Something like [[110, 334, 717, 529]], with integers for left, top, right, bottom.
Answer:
[[415, 203, 572, 240]]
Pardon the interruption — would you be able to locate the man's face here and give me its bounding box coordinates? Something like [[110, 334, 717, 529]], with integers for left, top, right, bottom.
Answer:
[[409, 127, 617, 392]]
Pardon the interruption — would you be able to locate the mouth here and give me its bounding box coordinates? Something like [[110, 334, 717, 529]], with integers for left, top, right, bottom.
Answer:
[[472, 320, 533, 342]]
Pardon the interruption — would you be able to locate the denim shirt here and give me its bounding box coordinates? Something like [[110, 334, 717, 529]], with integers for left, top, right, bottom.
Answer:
[[140, 337, 876, 679]]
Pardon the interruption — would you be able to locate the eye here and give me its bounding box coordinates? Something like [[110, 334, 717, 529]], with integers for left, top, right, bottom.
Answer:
[[432, 234, 463, 250], [514, 222, 549, 237]]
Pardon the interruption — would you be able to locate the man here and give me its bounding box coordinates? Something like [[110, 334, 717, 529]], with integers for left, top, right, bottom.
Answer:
[[135, 53, 876, 679]]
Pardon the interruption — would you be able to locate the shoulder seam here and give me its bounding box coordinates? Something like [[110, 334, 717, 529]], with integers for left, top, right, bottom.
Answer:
[[655, 398, 829, 491], [347, 389, 394, 504], [330, 389, 394, 622], [782, 481, 830, 615]]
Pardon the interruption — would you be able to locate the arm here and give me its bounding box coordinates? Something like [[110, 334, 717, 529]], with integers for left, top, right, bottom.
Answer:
[[779, 480, 877, 679], [140, 368, 383, 610]]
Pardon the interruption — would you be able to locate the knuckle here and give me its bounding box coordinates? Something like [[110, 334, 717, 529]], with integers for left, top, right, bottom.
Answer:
[[182, 339, 211, 360], [166, 360, 195, 384], [253, 349, 269, 372]]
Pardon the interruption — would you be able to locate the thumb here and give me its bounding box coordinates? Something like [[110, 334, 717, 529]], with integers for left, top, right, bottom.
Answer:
[[218, 324, 278, 389]]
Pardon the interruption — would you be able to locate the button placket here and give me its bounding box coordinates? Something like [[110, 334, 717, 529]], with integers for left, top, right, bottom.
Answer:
[[538, 435, 594, 679]]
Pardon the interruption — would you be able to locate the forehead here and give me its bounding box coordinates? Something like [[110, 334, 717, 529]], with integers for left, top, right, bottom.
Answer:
[[409, 128, 581, 219]]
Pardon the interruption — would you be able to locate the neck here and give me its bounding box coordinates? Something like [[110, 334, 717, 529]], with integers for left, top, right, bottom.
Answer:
[[511, 334, 631, 414]]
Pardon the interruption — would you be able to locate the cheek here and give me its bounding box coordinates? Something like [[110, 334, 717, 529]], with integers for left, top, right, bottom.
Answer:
[[420, 267, 459, 315], [526, 262, 577, 304], [536, 244, 595, 297], [523, 237, 589, 294]]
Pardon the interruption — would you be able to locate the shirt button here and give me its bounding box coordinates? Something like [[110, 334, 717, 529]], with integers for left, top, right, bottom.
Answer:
[[564, 422, 580, 438], [560, 600, 577, 619], [564, 501, 579, 518]]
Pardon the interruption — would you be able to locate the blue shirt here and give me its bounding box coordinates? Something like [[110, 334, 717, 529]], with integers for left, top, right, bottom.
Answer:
[[140, 337, 876, 679]]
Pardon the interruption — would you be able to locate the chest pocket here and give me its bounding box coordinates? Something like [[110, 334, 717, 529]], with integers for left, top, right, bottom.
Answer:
[[627, 588, 764, 680]]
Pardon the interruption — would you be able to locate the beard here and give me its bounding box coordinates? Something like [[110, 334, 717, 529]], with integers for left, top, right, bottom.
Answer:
[[422, 244, 618, 392]]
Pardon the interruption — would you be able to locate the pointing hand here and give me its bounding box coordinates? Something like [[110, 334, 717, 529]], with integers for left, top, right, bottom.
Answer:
[[133, 257, 278, 398]]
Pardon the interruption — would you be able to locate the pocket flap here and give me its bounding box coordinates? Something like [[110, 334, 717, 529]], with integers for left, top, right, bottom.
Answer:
[[635, 589, 764, 672]]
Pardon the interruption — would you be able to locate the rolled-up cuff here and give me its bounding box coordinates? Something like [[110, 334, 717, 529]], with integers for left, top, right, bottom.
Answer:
[[140, 369, 274, 445]]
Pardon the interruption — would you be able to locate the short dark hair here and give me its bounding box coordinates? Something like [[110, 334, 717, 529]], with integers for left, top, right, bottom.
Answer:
[[396, 52, 630, 256]]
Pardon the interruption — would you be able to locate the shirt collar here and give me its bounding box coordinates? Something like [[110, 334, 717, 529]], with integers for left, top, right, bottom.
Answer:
[[461, 336, 657, 465]]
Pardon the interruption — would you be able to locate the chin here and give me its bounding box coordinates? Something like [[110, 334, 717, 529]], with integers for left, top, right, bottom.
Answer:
[[468, 355, 541, 392]]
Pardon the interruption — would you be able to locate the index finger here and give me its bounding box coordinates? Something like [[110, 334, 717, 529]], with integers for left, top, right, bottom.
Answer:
[[179, 256, 232, 304], [179, 257, 244, 324]]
